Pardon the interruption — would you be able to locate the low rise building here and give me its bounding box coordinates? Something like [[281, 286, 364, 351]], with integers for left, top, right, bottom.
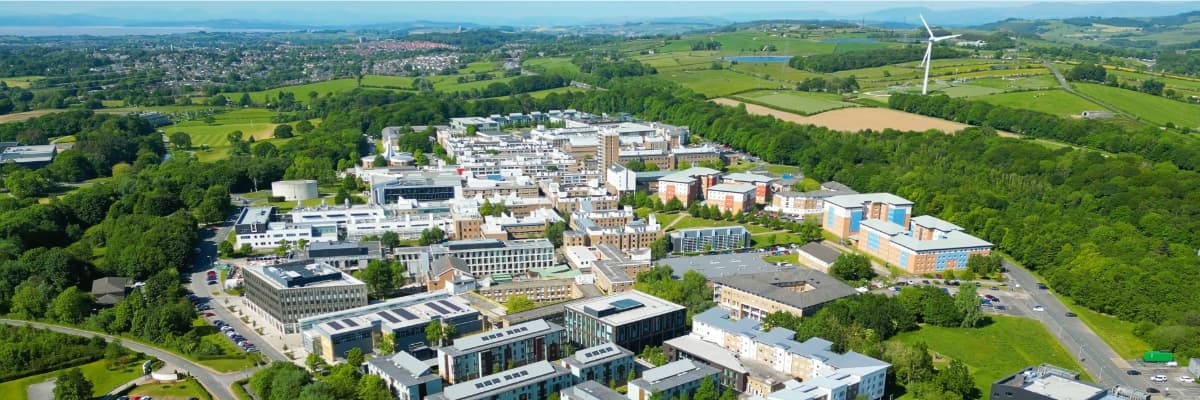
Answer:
[[428, 360, 574, 400], [307, 316, 380, 363], [233, 206, 338, 249], [299, 292, 481, 360], [563, 291, 687, 352], [822, 193, 913, 239], [669, 226, 751, 253], [990, 364, 1149, 400], [561, 381, 626, 400], [573, 244, 653, 294], [0, 143, 56, 169], [664, 334, 790, 396], [627, 359, 720, 400], [243, 261, 368, 334], [366, 351, 444, 400], [370, 173, 462, 204], [271, 179, 318, 201], [437, 319, 566, 384], [722, 173, 773, 205], [475, 278, 580, 303], [691, 308, 890, 400], [560, 342, 636, 386], [767, 184, 855, 217], [304, 241, 382, 271], [400, 239, 557, 283], [711, 270, 856, 320], [481, 207, 563, 240], [796, 242, 841, 273], [657, 167, 721, 207], [858, 216, 992, 273], [706, 183, 756, 214]]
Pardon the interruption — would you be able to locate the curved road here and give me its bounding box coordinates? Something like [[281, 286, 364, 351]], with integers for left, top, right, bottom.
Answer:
[[0, 319, 254, 400]]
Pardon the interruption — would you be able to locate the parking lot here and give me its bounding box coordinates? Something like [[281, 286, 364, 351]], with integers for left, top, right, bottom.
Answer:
[[1124, 361, 1200, 398]]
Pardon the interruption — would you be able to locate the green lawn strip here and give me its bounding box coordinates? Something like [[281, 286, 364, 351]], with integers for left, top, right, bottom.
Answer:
[[0, 358, 148, 400], [128, 377, 213, 400], [974, 89, 1107, 117], [732, 90, 857, 115], [1075, 82, 1200, 128], [890, 316, 1090, 398], [230, 379, 253, 400]]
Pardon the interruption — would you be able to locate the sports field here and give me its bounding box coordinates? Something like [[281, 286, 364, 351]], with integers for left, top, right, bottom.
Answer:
[[732, 90, 856, 115], [1075, 82, 1200, 128], [975, 90, 1106, 117]]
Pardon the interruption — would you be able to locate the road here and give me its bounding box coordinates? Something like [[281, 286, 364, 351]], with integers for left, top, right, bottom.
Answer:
[[1002, 261, 1143, 390], [1044, 61, 1135, 121], [0, 319, 252, 400], [188, 207, 289, 364]]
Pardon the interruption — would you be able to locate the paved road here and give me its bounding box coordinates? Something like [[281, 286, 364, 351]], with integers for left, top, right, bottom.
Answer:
[[0, 319, 252, 400], [188, 208, 289, 364], [1002, 261, 1142, 389]]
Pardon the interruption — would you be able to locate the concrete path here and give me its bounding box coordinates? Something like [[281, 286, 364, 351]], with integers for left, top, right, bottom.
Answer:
[[26, 377, 55, 400]]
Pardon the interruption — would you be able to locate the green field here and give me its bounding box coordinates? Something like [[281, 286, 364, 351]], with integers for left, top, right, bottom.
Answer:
[[659, 69, 780, 97], [128, 378, 212, 400], [1, 75, 43, 88], [187, 317, 258, 372], [522, 57, 581, 77], [891, 316, 1088, 398], [732, 90, 857, 114], [975, 90, 1106, 116], [359, 75, 415, 89], [1076, 82, 1200, 128], [247, 79, 371, 103], [0, 358, 149, 400], [162, 108, 315, 162], [654, 31, 896, 57], [461, 61, 501, 74], [430, 74, 520, 93]]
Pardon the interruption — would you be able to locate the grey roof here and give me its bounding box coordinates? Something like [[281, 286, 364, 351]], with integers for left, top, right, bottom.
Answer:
[[655, 253, 792, 279], [432, 256, 471, 277], [692, 308, 888, 374], [564, 291, 685, 327], [798, 243, 841, 265], [911, 215, 964, 232], [664, 335, 747, 374], [437, 360, 568, 400], [711, 270, 856, 311], [562, 342, 633, 369], [820, 181, 855, 192], [632, 359, 719, 392], [860, 219, 993, 252], [92, 277, 130, 295], [707, 183, 756, 193], [723, 173, 773, 183], [236, 206, 274, 225], [658, 173, 697, 184], [367, 351, 438, 387], [823, 193, 913, 209], [560, 381, 625, 400], [445, 319, 561, 354], [307, 241, 381, 258]]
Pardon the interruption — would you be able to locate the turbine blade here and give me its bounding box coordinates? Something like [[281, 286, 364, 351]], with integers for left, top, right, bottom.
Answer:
[[933, 34, 962, 42], [923, 42, 932, 67], [919, 14, 935, 38]]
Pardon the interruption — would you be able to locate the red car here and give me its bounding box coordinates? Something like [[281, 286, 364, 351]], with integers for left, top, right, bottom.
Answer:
[[204, 312, 215, 317]]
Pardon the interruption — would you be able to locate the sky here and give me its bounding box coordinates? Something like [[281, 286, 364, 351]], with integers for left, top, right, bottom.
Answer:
[[2, 1, 1198, 27]]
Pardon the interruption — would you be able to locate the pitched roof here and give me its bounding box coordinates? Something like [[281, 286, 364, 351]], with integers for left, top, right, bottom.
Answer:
[[798, 243, 841, 265], [92, 277, 130, 295]]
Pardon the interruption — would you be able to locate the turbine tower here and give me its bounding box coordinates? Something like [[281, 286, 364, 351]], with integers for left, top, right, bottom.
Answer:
[[919, 14, 961, 95]]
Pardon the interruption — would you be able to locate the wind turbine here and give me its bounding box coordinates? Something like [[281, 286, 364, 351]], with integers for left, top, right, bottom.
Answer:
[[919, 14, 961, 95]]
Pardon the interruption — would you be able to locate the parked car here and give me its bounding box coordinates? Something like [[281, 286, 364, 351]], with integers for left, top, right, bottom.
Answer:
[[1033, 305, 1045, 312], [1150, 375, 1167, 382], [1065, 312, 1077, 317], [1178, 376, 1193, 383], [1126, 370, 1141, 376], [990, 286, 999, 290], [1037, 283, 1048, 290], [203, 312, 214, 317]]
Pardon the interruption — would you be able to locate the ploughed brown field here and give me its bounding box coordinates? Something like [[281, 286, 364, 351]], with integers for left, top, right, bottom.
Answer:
[[713, 98, 1018, 137]]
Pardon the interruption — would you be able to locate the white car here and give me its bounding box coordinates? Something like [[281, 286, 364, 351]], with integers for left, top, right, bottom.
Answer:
[[1032, 305, 1045, 312], [1178, 376, 1194, 383], [1150, 375, 1167, 382]]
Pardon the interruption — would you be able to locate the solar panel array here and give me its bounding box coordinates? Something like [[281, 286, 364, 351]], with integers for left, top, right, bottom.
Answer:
[[426, 301, 449, 314], [438, 299, 462, 312], [376, 311, 399, 323], [584, 346, 613, 359], [480, 325, 530, 343], [472, 369, 531, 389], [328, 321, 343, 330], [393, 308, 418, 320], [342, 318, 358, 327]]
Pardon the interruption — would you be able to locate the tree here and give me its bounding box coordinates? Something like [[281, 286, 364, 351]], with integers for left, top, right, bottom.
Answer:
[[886, 341, 935, 384], [639, 345, 668, 366], [1066, 63, 1107, 82], [378, 332, 397, 354], [356, 375, 392, 400], [543, 221, 567, 248], [295, 120, 314, 134], [51, 287, 92, 324], [5, 169, 50, 199], [275, 239, 291, 257], [170, 132, 192, 149], [239, 93, 253, 107], [954, 283, 984, 328], [1140, 79, 1165, 96], [380, 231, 400, 249], [649, 236, 670, 260], [305, 352, 328, 373], [359, 259, 402, 297], [936, 359, 976, 399], [53, 367, 93, 400], [346, 347, 364, 366], [506, 295, 536, 314], [273, 124, 294, 139], [425, 320, 456, 347], [966, 254, 1001, 276], [829, 253, 876, 282], [693, 377, 718, 400], [413, 149, 428, 165], [665, 197, 684, 212], [419, 227, 445, 245], [218, 241, 235, 257]]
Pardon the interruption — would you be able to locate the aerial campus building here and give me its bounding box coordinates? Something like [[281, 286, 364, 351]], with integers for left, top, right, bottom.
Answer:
[[300, 292, 481, 363], [668, 226, 751, 253], [437, 319, 566, 384], [627, 359, 721, 400], [559, 342, 636, 386], [990, 364, 1149, 400], [427, 360, 574, 400], [563, 291, 688, 353], [822, 193, 992, 273], [366, 351, 445, 400], [394, 238, 557, 282], [711, 269, 857, 320], [242, 261, 368, 334]]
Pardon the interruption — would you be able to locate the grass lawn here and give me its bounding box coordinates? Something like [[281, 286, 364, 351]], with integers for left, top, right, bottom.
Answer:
[[732, 90, 857, 115], [1075, 82, 1200, 128], [164, 108, 317, 162], [751, 232, 810, 248], [1, 75, 43, 88], [1059, 298, 1152, 360], [937, 84, 1005, 98], [128, 378, 212, 400], [975, 89, 1106, 117], [186, 317, 257, 372], [431, 74, 519, 93], [522, 57, 581, 77], [659, 69, 781, 98], [359, 75, 415, 89], [891, 315, 1089, 398], [0, 357, 149, 400]]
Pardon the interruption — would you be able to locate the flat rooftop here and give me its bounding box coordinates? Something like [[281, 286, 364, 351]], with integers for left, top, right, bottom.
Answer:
[[561, 381, 625, 400], [824, 192, 913, 209], [562, 342, 633, 369], [632, 359, 718, 392], [708, 183, 756, 193], [237, 206, 274, 225], [445, 319, 562, 354], [437, 360, 568, 400], [711, 269, 857, 311], [860, 219, 992, 252], [434, 238, 553, 252], [247, 261, 362, 290], [565, 291, 684, 327], [995, 366, 1106, 400]]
